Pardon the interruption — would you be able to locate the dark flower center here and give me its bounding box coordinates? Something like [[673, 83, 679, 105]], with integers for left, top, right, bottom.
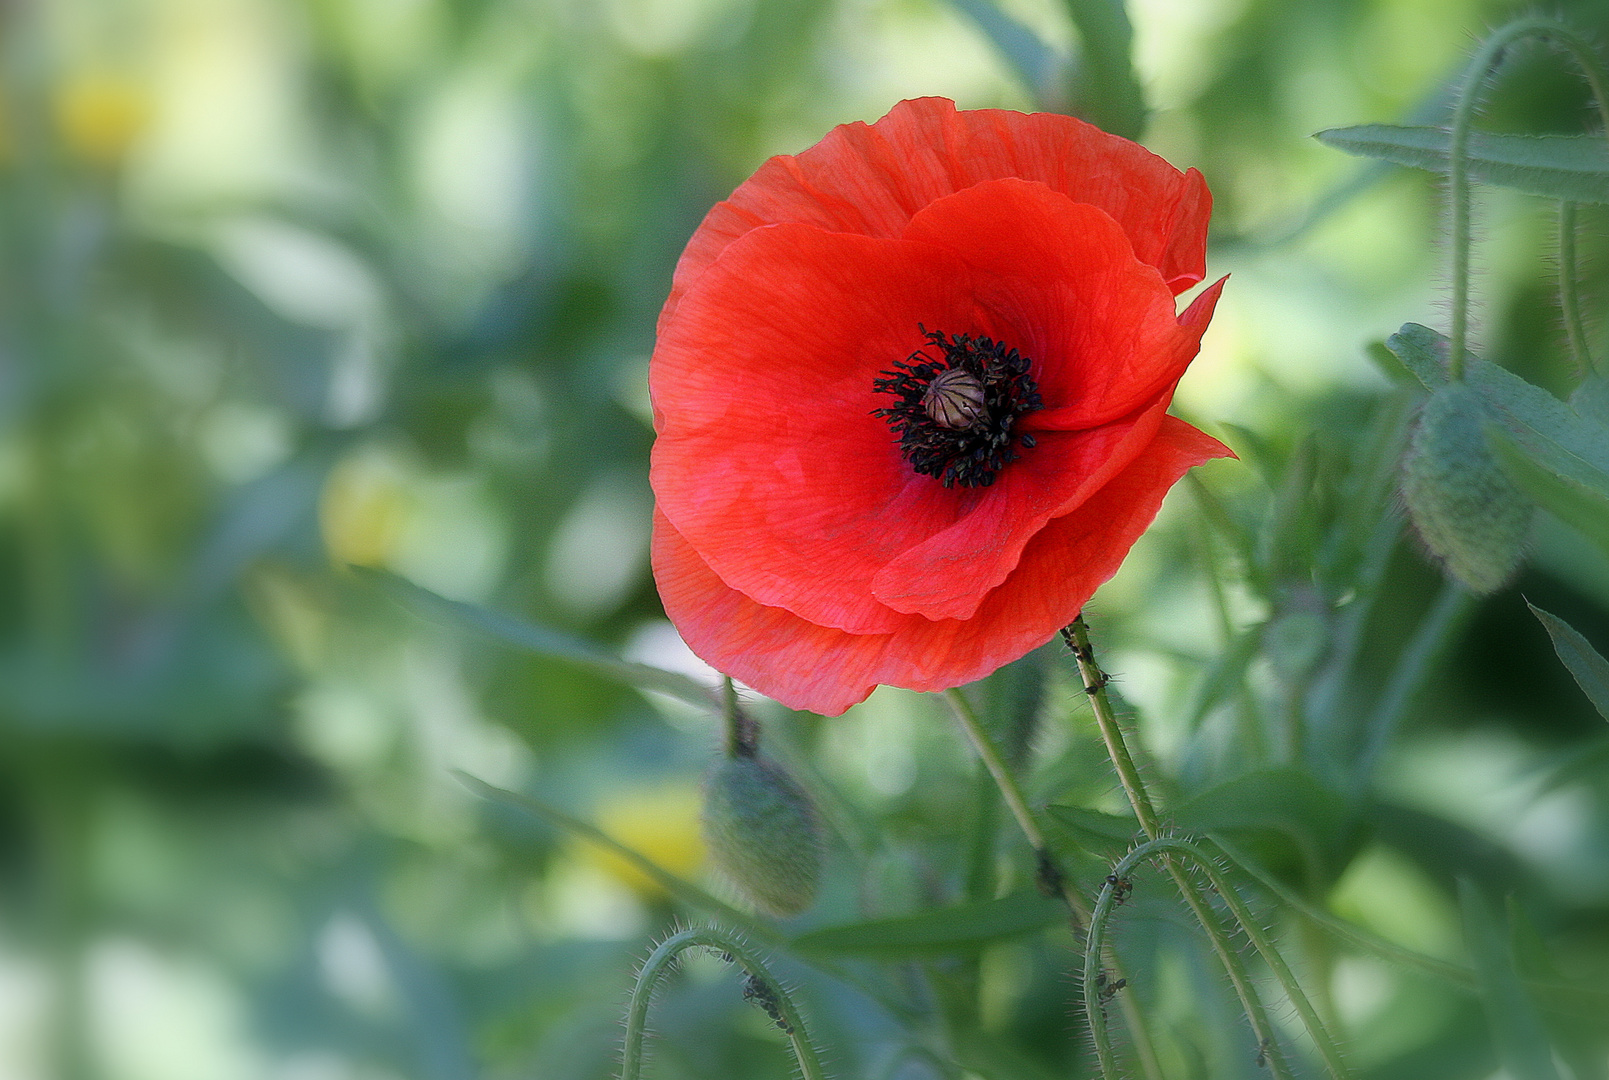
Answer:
[[872, 329, 1044, 488]]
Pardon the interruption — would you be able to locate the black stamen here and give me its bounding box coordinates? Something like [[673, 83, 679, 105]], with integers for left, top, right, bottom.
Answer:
[[872, 329, 1044, 488]]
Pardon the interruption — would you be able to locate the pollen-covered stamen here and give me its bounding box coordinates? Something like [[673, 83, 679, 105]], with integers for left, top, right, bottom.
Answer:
[[872, 329, 1044, 488]]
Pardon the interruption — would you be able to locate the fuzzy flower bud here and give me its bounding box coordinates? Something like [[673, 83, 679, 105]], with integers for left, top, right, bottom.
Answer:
[[702, 754, 822, 917], [1401, 382, 1533, 593]]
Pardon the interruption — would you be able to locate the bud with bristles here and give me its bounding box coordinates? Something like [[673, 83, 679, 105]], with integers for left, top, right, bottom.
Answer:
[[1401, 382, 1533, 593], [702, 754, 822, 917]]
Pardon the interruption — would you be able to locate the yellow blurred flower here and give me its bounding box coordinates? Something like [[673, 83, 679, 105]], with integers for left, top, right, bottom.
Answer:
[[583, 783, 706, 901], [320, 449, 415, 568], [54, 71, 152, 166]]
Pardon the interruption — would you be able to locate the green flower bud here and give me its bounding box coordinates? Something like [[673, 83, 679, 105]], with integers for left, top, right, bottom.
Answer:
[[1401, 382, 1533, 593], [702, 755, 822, 917]]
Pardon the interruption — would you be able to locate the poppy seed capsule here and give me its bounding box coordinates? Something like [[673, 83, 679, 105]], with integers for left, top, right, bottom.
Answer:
[[702, 755, 822, 917], [1401, 382, 1533, 594], [922, 367, 988, 429]]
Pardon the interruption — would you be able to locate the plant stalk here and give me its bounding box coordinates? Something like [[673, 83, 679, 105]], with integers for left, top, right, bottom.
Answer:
[[1066, 618, 1296, 1079], [621, 926, 826, 1080], [1446, 16, 1609, 380]]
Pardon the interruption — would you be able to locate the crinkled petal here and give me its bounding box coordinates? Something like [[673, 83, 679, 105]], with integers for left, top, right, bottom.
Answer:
[[902, 178, 1224, 431], [651, 222, 987, 634], [653, 416, 1231, 715], [870, 394, 1169, 621], [661, 98, 1211, 332]]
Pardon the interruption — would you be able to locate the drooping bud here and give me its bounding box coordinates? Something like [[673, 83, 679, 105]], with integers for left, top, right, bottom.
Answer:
[[922, 367, 988, 429], [1401, 382, 1533, 593], [702, 754, 822, 917]]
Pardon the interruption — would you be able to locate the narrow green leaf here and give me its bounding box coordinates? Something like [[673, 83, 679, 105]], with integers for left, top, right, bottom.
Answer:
[[1043, 804, 1140, 860], [1174, 768, 1356, 885], [1458, 880, 1562, 1080], [1490, 431, 1609, 558], [790, 892, 1064, 958], [357, 567, 720, 711], [1528, 603, 1609, 722], [1316, 125, 1609, 204], [1367, 339, 1423, 388], [1183, 627, 1261, 732], [949, 0, 1065, 104], [1061, 0, 1146, 140]]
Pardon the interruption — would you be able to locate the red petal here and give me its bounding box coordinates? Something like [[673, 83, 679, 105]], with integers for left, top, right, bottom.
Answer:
[[652, 417, 1230, 716], [651, 222, 984, 635], [870, 394, 1169, 621], [902, 178, 1222, 431], [661, 98, 1211, 333]]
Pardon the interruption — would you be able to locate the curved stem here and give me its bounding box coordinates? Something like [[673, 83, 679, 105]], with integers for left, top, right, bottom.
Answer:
[[1067, 620, 1295, 1079], [1447, 16, 1609, 381], [943, 689, 1163, 1080], [1087, 838, 1357, 1080], [621, 926, 827, 1080]]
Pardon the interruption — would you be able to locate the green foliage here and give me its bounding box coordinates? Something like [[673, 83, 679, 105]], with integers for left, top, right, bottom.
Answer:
[[7, 2, 1609, 1079], [791, 892, 1063, 958], [1315, 125, 1609, 203], [1528, 602, 1609, 720], [1458, 882, 1563, 1080]]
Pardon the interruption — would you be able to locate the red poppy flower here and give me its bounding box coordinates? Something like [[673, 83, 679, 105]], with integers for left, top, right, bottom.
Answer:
[[650, 97, 1228, 716]]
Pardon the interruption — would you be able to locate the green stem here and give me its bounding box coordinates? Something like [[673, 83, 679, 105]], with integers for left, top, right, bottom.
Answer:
[[944, 690, 1056, 870], [456, 772, 917, 1020], [1064, 621, 1160, 838], [1558, 201, 1596, 374], [1083, 839, 1294, 1080], [1446, 16, 1609, 381], [722, 677, 757, 758], [943, 689, 1164, 1080], [1067, 619, 1296, 1079], [1356, 580, 1473, 783], [621, 926, 827, 1080]]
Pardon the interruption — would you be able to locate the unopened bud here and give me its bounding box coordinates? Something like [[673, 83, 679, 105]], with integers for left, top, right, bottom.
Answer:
[[1401, 383, 1533, 593], [702, 755, 822, 917]]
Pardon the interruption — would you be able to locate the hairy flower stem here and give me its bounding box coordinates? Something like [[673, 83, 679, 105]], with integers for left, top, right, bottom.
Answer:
[[621, 926, 826, 1080], [1065, 618, 1296, 1079], [722, 677, 759, 758], [1447, 16, 1609, 381], [1084, 839, 1352, 1080], [943, 689, 1164, 1080]]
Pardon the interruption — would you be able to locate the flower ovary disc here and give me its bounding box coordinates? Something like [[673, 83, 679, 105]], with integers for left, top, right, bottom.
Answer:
[[872, 329, 1044, 488]]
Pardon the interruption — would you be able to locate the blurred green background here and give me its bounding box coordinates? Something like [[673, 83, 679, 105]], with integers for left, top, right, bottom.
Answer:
[[3, 0, 1609, 1078]]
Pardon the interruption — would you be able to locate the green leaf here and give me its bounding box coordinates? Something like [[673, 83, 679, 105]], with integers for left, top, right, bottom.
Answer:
[[357, 567, 720, 712], [1368, 339, 1424, 388], [1043, 804, 1140, 860], [1384, 322, 1452, 391], [1527, 603, 1609, 722], [1458, 880, 1562, 1080], [949, 0, 1065, 105], [790, 891, 1064, 958], [1174, 768, 1357, 886], [1315, 125, 1609, 204], [1062, 0, 1146, 140], [1490, 430, 1609, 558]]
